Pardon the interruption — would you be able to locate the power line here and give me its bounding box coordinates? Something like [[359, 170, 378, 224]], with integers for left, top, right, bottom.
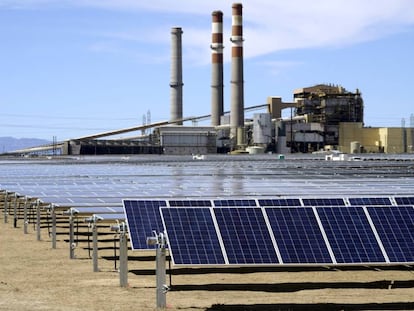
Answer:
[[0, 123, 111, 131], [0, 113, 139, 121]]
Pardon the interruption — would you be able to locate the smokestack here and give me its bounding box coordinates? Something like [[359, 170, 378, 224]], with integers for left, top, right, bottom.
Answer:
[[170, 27, 183, 125], [211, 11, 224, 126], [230, 3, 244, 145]]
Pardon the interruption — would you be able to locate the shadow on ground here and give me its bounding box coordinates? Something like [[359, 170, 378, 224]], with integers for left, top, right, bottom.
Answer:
[[206, 302, 414, 311], [170, 280, 414, 292]]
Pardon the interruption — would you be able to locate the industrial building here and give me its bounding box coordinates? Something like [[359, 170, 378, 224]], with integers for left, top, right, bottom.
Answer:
[[292, 84, 364, 148], [339, 122, 414, 154], [51, 87, 410, 156]]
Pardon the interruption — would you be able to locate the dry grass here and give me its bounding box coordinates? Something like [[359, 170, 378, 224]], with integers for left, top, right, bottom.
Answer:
[[1, 219, 414, 311]]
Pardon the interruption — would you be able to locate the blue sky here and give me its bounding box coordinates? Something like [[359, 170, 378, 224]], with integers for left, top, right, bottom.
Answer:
[[1, 0, 414, 140]]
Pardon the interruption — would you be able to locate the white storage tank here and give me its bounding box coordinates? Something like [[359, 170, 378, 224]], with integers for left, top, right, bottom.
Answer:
[[350, 141, 361, 154], [246, 146, 265, 154]]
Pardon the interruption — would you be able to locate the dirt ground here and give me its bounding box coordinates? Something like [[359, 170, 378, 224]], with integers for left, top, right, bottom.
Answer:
[[1, 219, 414, 311]]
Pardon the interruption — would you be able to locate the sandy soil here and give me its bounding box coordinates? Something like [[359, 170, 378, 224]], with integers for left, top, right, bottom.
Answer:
[[1, 218, 414, 311]]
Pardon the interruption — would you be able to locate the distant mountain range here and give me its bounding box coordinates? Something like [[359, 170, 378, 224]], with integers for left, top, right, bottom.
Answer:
[[0, 137, 51, 153]]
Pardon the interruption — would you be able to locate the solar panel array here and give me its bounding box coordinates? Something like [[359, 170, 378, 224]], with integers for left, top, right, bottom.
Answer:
[[123, 197, 414, 267], [2, 156, 414, 208]]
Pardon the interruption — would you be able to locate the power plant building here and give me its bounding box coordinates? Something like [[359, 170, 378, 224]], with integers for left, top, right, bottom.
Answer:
[[292, 84, 364, 148]]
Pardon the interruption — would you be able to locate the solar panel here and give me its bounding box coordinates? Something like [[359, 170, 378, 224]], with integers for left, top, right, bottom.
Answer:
[[123, 200, 166, 250], [160, 207, 225, 265], [316, 206, 386, 263], [168, 200, 211, 207], [394, 196, 414, 205], [213, 199, 257, 207], [367, 206, 414, 263], [213, 207, 279, 264], [265, 207, 333, 264], [258, 198, 301, 206], [348, 197, 391, 206], [303, 198, 345, 206]]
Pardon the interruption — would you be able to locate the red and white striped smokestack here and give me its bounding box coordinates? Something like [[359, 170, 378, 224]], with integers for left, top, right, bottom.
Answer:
[[170, 27, 183, 125], [230, 3, 244, 145], [211, 11, 224, 126]]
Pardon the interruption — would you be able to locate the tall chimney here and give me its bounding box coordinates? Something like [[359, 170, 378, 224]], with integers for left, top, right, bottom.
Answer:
[[230, 3, 244, 145], [170, 27, 183, 125], [211, 11, 224, 126]]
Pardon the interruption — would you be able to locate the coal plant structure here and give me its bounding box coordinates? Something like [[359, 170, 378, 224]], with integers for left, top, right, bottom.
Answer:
[[210, 10, 224, 127], [230, 3, 245, 148], [292, 85, 364, 148], [170, 27, 184, 125]]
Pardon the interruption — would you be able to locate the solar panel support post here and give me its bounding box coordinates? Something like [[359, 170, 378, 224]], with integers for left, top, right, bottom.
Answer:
[[23, 197, 28, 234], [13, 194, 18, 228], [155, 233, 168, 310], [36, 200, 41, 241], [113, 238, 117, 271], [156, 246, 167, 309], [0, 191, 3, 221], [119, 222, 128, 287], [68, 210, 76, 259], [3, 191, 8, 224], [92, 219, 99, 273], [51, 205, 57, 249]]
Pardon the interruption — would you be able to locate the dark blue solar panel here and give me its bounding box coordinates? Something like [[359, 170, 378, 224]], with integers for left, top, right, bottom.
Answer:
[[394, 197, 414, 206], [168, 200, 211, 207], [160, 207, 225, 265], [265, 207, 332, 264], [123, 200, 166, 250], [214, 207, 279, 264], [349, 197, 391, 206], [258, 198, 302, 206], [317, 206, 386, 263], [213, 199, 257, 207], [303, 198, 345, 206], [367, 206, 414, 263]]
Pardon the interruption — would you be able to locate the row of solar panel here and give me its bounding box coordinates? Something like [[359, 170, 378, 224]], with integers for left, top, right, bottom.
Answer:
[[123, 198, 414, 250], [127, 197, 414, 209], [160, 206, 414, 266], [123, 199, 414, 266]]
